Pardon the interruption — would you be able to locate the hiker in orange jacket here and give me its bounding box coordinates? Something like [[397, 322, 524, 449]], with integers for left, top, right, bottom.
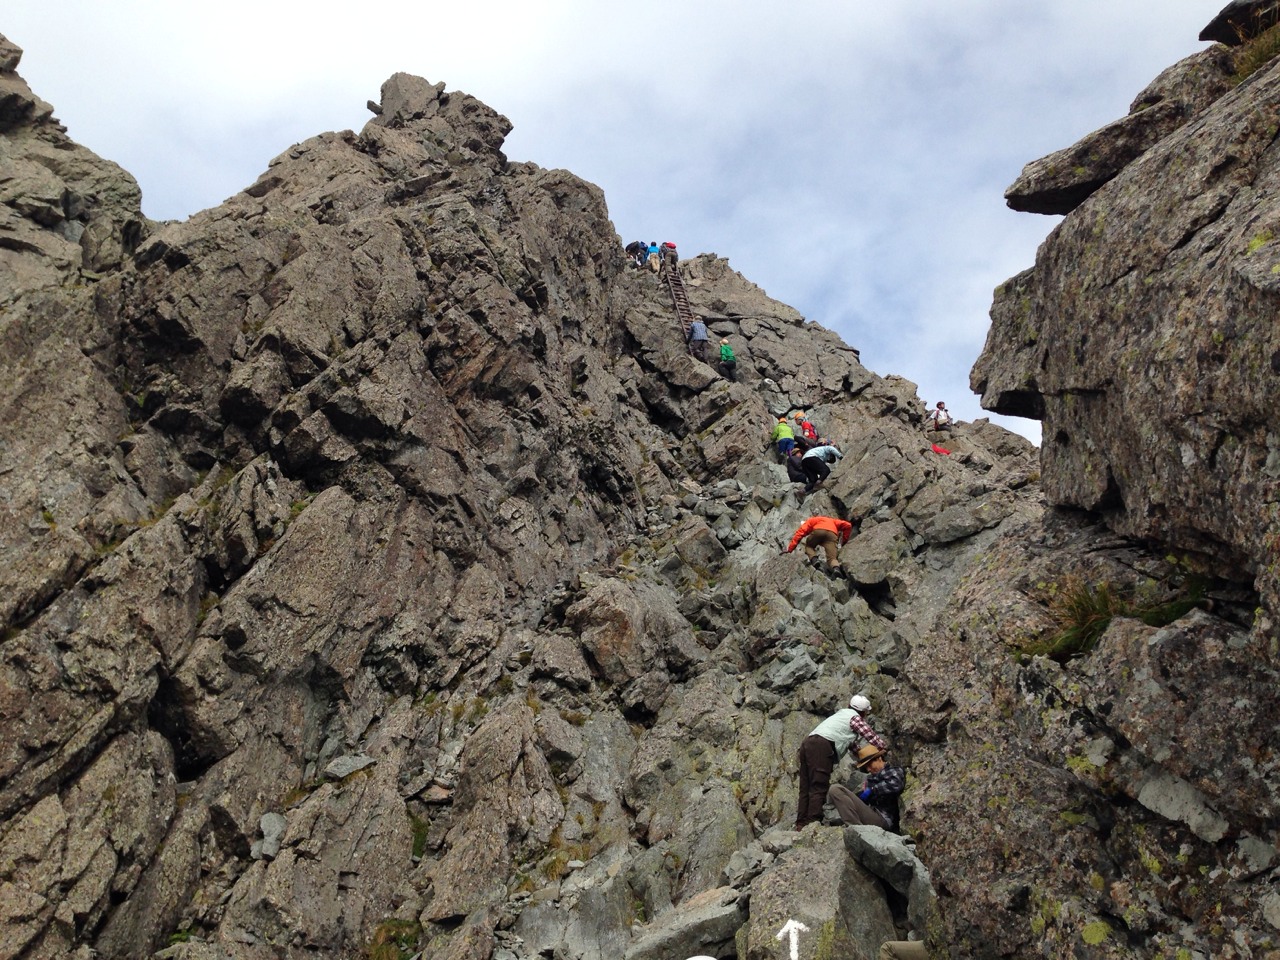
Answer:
[[784, 515, 853, 574]]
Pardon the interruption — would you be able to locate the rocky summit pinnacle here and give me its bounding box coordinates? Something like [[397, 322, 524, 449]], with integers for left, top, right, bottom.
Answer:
[[1, 20, 1278, 960]]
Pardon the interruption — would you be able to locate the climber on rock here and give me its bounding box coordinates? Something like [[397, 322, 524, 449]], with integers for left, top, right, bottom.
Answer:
[[784, 514, 853, 573], [928, 400, 952, 432], [794, 694, 887, 830], [800, 441, 843, 493], [785, 447, 808, 487], [792, 411, 819, 451], [827, 744, 906, 832], [769, 417, 796, 460], [647, 241, 661, 274], [718, 338, 737, 381], [686, 317, 710, 362], [659, 240, 678, 277], [624, 240, 646, 268]]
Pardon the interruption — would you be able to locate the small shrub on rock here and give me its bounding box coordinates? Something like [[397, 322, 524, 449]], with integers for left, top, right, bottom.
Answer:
[[364, 919, 421, 960]]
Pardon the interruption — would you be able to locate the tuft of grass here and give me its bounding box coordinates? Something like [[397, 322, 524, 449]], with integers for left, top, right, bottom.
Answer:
[[542, 851, 570, 881], [364, 919, 422, 960], [1232, 21, 1280, 85], [409, 813, 429, 859], [1019, 576, 1208, 663], [281, 778, 323, 808], [195, 592, 218, 627], [1042, 579, 1128, 660]]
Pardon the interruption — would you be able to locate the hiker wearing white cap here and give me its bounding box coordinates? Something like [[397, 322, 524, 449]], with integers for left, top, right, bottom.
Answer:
[[794, 694, 887, 830]]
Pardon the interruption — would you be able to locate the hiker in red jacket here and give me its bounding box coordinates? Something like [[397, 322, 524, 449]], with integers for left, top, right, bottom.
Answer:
[[784, 515, 853, 575], [792, 411, 819, 451]]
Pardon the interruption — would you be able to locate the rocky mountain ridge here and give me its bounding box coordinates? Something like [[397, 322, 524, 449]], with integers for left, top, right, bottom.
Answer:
[[1, 16, 1277, 960]]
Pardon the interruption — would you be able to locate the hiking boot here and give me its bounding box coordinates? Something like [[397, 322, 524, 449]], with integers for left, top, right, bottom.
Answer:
[[829, 564, 847, 579], [808, 556, 822, 569]]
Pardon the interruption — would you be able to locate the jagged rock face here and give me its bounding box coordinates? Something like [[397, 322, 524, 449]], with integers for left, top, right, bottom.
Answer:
[[975, 46, 1280, 630], [905, 512, 1280, 958], [0, 37, 148, 297], [1004, 47, 1235, 215], [963, 34, 1280, 959], [1201, 0, 1280, 45], [3, 27, 1274, 960], [0, 49, 1041, 960]]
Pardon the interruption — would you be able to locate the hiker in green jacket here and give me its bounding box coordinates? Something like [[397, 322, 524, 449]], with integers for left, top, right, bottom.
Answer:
[[719, 339, 737, 381], [769, 418, 795, 460]]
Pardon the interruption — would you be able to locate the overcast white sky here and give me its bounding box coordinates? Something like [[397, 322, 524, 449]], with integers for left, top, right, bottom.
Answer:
[[6, 1, 1219, 443]]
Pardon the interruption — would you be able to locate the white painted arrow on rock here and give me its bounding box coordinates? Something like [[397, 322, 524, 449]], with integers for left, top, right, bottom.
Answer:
[[775, 918, 809, 960]]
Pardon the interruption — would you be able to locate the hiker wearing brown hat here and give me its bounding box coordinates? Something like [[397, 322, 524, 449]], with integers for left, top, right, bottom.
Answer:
[[827, 743, 906, 831]]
